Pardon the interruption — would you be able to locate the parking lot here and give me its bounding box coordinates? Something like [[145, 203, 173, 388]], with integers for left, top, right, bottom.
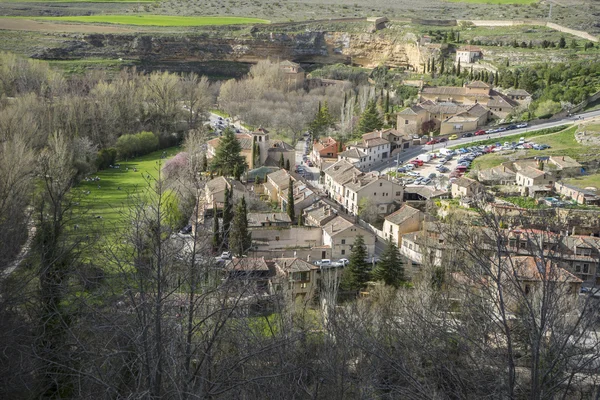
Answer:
[[395, 137, 547, 189]]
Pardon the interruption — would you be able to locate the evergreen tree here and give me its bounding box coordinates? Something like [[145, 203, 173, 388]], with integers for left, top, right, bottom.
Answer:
[[495, 71, 499, 87], [559, 36, 566, 49], [210, 127, 247, 177], [570, 39, 577, 49], [212, 204, 220, 251], [308, 101, 334, 139], [251, 139, 259, 168], [285, 158, 290, 171], [222, 185, 233, 244], [457, 59, 461, 76], [385, 91, 390, 114], [287, 178, 295, 222], [343, 234, 371, 291], [372, 240, 405, 288], [200, 152, 208, 172], [357, 100, 384, 134], [456, 31, 460, 43], [337, 139, 343, 152], [279, 153, 285, 169], [440, 57, 445, 75], [229, 197, 252, 256]]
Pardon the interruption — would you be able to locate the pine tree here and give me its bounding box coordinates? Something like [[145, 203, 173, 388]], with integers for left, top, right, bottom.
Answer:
[[343, 234, 371, 291], [373, 240, 405, 288], [357, 100, 384, 134], [287, 178, 295, 222], [210, 127, 247, 177], [212, 205, 220, 251], [229, 197, 251, 256], [285, 158, 290, 171], [308, 100, 334, 139], [222, 185, 233, 244]]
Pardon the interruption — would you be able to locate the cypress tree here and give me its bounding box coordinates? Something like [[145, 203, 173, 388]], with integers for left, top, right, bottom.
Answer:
[[457, 59, 461, 76], [495, 71, 499, 86], [212, 204, 220, 251], [279, 153, 285, 169], [229, 197, 251, 257], [222, 185, 233, 244], [440, 57, 445, 75], [287, 178, 295, 222], [385, 91, 390, 114], [201, 152, 208, 172], [373, 240, 405, 288], [285, 158, 290, 171]]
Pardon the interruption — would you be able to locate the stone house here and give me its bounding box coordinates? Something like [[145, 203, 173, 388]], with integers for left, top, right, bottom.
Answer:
[[451, 176, 484, 198], [554, 182, 600, 205], [323, 160, 362, 205], [273, 258, 319, 302], [478, 165, 516, 185], [303, 202, 337, 227], [342, 173, 404, 216], [455, 46, 482, 64], [549, 156, 582, 177], [263, 169, 294, 202], [346, 137, 391, 169], [382, 204, 425, 247], [516, 167, 554, 187], [321, 216, 376, 260], [247, 212, 292, 228], [311, 137, 344, 168]]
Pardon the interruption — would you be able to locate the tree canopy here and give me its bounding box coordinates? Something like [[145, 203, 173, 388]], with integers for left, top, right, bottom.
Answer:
[[342, 234, 371, 291], [373, 240, 405, 288], [357, 100, 383, 134], [210, 127, 247, 178]]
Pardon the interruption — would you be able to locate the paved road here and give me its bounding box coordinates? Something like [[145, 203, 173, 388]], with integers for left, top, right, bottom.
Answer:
[[374, 109, 600, 173]]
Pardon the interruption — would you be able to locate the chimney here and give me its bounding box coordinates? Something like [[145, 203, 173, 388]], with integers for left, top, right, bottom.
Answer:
[[379, 130, 383, 138]]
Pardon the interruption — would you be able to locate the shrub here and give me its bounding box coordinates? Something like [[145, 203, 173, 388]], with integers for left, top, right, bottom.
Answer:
[[115, 131, 159, 159]]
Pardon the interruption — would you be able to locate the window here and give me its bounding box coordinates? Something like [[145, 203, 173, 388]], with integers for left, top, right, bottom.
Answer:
[[341, 239, 346, 245], [275, 236, 280, 241], [341, 249, 345, 255], [519, 241, 526, 249], [583, 264, 590, 274], [576, 247, 592, 256], [525, 284, 531, 295], [300, 283, 307, 289], [405, 120, 409, 125], [575, 264, 581, 272], [380, 183, 383, 187], [374, 193, 377, 196]]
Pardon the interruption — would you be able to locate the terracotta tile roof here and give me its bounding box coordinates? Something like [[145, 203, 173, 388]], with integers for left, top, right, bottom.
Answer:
[[226, 257, 270, 272], [274, 258, 318, 272], [338, 148, 366, 159], [517, 167, 546, 180], [385, 204, 421, 225], [506, 256, 582, 283], [465, 80, 490, 88]]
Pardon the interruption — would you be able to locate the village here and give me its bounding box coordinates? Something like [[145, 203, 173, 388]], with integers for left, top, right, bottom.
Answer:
[[194, 60, 600, 311]]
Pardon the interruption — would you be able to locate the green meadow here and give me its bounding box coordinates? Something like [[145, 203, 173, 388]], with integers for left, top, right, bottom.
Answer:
[[37, 15, 270, 26], [72, 147, 180, 236]]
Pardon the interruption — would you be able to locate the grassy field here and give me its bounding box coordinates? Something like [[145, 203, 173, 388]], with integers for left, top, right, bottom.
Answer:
[[565, 173, 600, 191], [73, 147, 180, 234], [472, 125, 600, 171], [37, 15, 270, 26], [0, 0, 155, 2]]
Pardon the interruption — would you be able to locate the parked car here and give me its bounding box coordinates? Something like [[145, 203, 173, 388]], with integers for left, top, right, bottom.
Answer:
[[462, 132, 473, 137], [519, 137, 525, 144], [438, 137, 448, 142], [438, 166, 450, 173], [407, 171, 421, 177], [421, 178, 432, 185], [474, 130, 486, 136], [307, 160, 314, 167], [506, 124, 517, 130], [338, 258, 349, 266], [179, 224, 192, 234], [449, 134, 459, 140], [426, 139, 439, 145], [314, 259, 331, 267], [516, 123, 528, 128], [397, 167, 407, 173], [220, 251, 232, 260]]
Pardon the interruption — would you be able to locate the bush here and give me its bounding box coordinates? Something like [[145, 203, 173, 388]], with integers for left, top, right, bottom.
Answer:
[[115, 131, 159, 159], [96, 147, 117, 170]]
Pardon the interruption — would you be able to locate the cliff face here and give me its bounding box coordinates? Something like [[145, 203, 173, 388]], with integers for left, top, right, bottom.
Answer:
[[34, 30, 429, 70]]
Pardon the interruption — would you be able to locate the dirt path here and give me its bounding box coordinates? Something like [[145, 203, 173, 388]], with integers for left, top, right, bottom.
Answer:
[[0, 18, 134, 33]]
